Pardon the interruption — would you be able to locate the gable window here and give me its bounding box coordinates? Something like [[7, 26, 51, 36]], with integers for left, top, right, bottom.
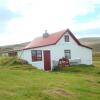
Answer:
[[31, 50, 42, 61], [64, 35, 69, 42], [64, 50, 71, 59]]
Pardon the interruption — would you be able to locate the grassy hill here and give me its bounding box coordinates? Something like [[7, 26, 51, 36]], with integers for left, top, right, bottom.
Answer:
[[79, 37, 100, 52], [79, 37, 100, 44], [0, 42, 30, 53], [0, 55, 100, 100]]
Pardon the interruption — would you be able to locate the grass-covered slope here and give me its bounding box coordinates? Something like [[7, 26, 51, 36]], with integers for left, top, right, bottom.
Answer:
[[79, 37, 100, 52], [0, 56, 100, 100], [0, 57, 29, 66], [93, 52, 100, 68]]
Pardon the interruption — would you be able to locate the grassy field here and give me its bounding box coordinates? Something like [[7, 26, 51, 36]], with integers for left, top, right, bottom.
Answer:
[[93, 52, 100, 67], [0, 55, 100, 100]]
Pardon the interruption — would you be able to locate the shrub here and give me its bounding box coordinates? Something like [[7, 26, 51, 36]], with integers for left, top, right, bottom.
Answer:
[[9, 58, 29, 65], [0, 56, 28, 66], [0, 56, 14, 65]]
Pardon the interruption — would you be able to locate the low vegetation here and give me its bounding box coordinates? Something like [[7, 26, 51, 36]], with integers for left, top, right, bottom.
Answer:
[[0, 56, 28, 66], [93, 52, 100, 68], [0, 54, 100, 100]]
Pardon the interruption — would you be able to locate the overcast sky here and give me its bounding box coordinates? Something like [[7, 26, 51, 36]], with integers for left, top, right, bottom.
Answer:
[[0, 0, 100, 46]]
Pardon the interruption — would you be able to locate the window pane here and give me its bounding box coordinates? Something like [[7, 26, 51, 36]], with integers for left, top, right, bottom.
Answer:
[[37, 50, 42, 61], [65, 35, 69, 42], [31, 50, 37, 61], [37, 50, 42, 54], [64, 50, 71, 59], [32, 55, 37, 61], [31, 50, 36, 56]]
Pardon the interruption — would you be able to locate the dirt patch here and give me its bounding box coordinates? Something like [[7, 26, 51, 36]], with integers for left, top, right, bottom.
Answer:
[[54, 89, 72, 96], [44, 88, 74, 97]]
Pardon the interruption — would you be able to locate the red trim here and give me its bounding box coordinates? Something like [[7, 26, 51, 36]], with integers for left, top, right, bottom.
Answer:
[[23, 29, 92, 50]]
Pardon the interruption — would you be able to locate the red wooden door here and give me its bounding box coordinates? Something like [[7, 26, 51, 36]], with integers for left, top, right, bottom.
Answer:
[[43, 50, 51, 71]]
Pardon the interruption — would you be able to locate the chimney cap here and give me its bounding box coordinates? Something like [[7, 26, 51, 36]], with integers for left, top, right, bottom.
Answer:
[[45, 30, 47, 33]]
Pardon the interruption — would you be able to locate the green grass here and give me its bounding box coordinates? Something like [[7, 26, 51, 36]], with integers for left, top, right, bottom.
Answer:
[[93, 52, 100, 67], [0, 55, 100, 100]]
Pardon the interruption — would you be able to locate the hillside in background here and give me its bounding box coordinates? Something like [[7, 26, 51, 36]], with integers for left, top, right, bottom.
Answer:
[[79, 37, 100, 52], [0, 42, 30, 53], [0, 37, 100, 53]]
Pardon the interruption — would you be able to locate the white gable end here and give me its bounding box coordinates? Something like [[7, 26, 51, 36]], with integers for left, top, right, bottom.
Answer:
[[53, 31, 92, 65]]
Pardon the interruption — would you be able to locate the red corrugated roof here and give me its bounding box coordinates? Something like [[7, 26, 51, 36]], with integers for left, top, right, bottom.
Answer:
[[24, 29, 92, 50]]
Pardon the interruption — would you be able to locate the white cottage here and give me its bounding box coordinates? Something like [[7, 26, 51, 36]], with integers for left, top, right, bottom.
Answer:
[[18, 29, 92, 71]]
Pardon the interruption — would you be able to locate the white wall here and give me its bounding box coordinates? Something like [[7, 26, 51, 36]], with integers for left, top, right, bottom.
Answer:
[[78, 46, 92, 65], [18, 31, 92, 70]]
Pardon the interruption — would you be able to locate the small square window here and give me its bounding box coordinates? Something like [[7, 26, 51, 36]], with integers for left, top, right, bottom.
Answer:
[[64, 35, 69, 42]]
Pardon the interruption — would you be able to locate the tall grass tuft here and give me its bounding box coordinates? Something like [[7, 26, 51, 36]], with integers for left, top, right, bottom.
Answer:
[[0, 56, 28, 66]]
